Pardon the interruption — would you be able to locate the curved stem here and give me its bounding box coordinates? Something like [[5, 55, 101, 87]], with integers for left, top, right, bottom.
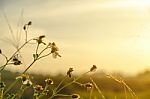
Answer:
[[1, 54, 8, 62], [54, 76, 67, 92], [4, 79, 19, 95], [52, 71, 90, 98], [0, 38, 34, 72], [90, 77, 105, 99], [4, 44, 51, 96]]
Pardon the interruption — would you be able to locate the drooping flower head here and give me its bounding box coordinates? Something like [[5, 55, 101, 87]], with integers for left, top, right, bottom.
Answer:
[[34, 35, 46, 45], [90, 65, 97, 72], [67, 68, 74, 78], [49, 42, 61, 58]]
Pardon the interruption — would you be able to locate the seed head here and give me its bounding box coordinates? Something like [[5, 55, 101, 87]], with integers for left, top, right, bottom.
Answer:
[[49, 42, 61, 58], [45, 78, 53, 85], [34, 85, 43, 92], [71, 94, 80, 99], [16, 74, 30, 82], [27, 21, 32, 25], [12, 55, 22, 65], [34, 35, 46, 45], [67, 68, 74, 78], [90, 65, 97, 72], [23, 25, 26, 30], [23, 79, 33, 86], [84, 82, 93, 89]]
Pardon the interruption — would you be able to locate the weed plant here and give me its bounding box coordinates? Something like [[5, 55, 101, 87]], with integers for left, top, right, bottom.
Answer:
[[0, 17, 138, 99]]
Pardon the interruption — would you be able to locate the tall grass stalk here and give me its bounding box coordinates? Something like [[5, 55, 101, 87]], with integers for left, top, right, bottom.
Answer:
[[90, 77, 106, 99]]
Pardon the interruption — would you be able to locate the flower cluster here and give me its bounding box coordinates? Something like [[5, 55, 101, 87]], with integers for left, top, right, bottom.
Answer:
[[34, 85, 44, 92], [49, 42, 61, 58], [12, 54, 22, 65], [16, 74, 32, 86], [33, 85, 44, 97]]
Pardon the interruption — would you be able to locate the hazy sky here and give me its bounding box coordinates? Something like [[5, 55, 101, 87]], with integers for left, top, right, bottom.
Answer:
[[1, 0, 150, 75]]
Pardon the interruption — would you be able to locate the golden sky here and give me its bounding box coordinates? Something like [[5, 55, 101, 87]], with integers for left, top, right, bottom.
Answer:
[[1, 0, 150, 75]]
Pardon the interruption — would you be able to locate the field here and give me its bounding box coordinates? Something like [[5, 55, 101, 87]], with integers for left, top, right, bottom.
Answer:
[[2, 69, 150, 99]]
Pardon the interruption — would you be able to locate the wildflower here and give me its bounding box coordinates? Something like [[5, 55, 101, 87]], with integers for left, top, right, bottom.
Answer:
[[34, 35, 46, 45], [23, 79, 33, 86], [71, 94, 80, 99], [45, 78, 53, 85], [16, 74, 29, 82], [84, 82, 93, 89], [0, 82, 5, 89], [43, 90, 49, 95], [12, 54, 22, 65], [34, 85, 44, 92], [90, 65, 97, 72], [16, 74, 32, 86], [67, 68, 74, 78], [49, 42, 61, 58]]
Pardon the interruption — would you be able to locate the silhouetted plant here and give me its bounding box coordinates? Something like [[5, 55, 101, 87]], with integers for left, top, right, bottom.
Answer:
[[0, 19, 138, 99]]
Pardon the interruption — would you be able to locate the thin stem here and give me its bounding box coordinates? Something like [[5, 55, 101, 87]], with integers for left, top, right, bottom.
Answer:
[[1, 54, 8, 62], [90, 77, 105, 99], [22, 60, 36, 74], [123, 83, 127, 99], [122, 81, 138, 99], [55, 71, 89, 95], [107, 74, 138, 99], [54, 76, 67, 91], [48, 71, 89, 99], [37, 52, 51, 60], [0, 38, 34, 72], [4, 43, 51, 96], [0, 88, 4, 99], [4, 79, 19, 95], [35, 43, 39, 55], [25, 30, 27, 42], [90, 86, 93, 99], [54, 94, 71, 97]]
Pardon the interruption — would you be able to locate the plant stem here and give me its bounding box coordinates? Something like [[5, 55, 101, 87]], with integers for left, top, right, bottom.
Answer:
[[0, 38, 34, 72], [54, 76, 67, 92], [0, 88, 4, 99], [90, 77, 105, 99], [49, 71, 90, 99], [36, 43, 39, 55], [4, 79, 19, 95]]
